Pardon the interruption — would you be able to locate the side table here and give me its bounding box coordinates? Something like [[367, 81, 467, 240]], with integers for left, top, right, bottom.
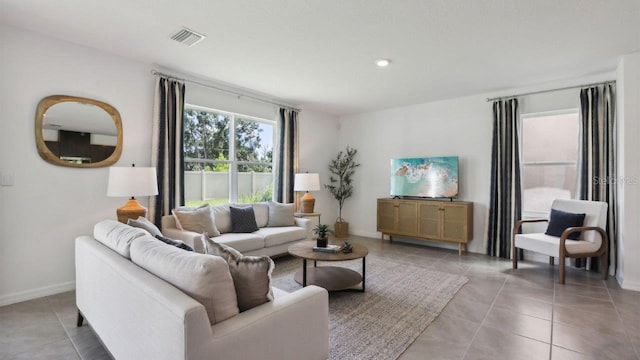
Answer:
[[294, 212, 321, 226]]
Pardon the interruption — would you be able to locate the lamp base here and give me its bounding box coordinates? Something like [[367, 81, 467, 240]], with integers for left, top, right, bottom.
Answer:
[[300, 192, 316, 213], [116, 198, 147, 224]]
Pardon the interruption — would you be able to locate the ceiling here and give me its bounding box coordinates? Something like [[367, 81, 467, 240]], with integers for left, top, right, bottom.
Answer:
[[1, 0, 638, 116]]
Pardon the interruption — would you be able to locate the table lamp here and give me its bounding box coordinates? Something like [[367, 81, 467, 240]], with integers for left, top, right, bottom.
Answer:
[[107, 164, 158, 223], [294, 173, 320, 213]]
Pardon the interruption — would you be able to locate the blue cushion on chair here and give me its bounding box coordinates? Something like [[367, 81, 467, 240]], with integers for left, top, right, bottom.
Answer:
[[545, 208, 586, 240]]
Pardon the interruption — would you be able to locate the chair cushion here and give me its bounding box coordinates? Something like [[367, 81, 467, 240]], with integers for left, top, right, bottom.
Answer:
[[127, 216, 163, 237], [255, 226, 308, 247], [130, 236, 239, 325], [172, 204, 221, 237], [545, 208, 585, 240], [515, 233, 584, 257], [267, 200, 296, 227], [230, 206, 259, 233]]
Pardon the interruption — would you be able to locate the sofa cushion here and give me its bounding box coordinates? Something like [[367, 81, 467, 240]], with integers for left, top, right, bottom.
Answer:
[[130, 236, 239, 325], [172, 204, 221, 237], [202, 235, 274, 312], [94, 219, 149, 259], [267, 201, 296, 227], [154, 234, 193, 251], [256, 226, 308, 247], [127, 216, 163, 237], [230, 206, 259, 233], [212, 204, 232, 234], [213, 233, 265, 253]]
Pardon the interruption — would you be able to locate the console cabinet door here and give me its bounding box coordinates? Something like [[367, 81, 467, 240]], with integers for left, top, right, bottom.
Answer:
[[377, 199, 396, 233], [396, 201, 418, 236], [441, 203, 471, 242], [418, 202, 441, 238]]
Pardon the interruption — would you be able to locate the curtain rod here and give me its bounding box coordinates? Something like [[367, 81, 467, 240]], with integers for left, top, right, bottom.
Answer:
[[486, 80, 616, 102], [151, 70, 301, 112]]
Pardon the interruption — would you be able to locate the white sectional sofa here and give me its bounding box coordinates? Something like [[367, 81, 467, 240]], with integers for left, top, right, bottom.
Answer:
[[162, 202, 312, 257], [75, 220, 329, 360]]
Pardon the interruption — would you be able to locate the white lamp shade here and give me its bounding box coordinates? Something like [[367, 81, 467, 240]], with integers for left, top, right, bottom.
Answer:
[[294, 173, 320, 192], [107, 166, 159, 197]]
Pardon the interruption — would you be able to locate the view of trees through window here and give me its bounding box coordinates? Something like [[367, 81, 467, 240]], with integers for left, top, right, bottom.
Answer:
[[521, 111, 579, 216], [183, 106, 275, 205]]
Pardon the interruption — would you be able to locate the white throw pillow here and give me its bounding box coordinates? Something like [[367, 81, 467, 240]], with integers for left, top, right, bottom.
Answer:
[[267, 200, 296, 227], [172, 204, 221, 236]]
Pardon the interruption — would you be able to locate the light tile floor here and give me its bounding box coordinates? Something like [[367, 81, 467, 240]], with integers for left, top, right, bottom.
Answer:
[[1, 235, 639, 359]]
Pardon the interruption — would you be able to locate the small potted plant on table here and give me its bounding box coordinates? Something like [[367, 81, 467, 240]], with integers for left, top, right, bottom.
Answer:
[[313, 224, 331, 248]]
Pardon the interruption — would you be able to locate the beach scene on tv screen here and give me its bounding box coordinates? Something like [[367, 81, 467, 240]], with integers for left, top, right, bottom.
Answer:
[[390, 156, 459, 198]]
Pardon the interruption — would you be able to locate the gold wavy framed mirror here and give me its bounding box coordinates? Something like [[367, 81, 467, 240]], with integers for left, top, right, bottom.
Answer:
[[35, 95, 123, 168]]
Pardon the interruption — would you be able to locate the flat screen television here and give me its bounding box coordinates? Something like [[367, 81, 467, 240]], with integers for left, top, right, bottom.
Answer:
[[390, 156, 459, 199]]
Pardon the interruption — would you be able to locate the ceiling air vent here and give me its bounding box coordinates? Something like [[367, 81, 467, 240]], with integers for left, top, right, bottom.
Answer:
[[170, 27, 206, 47]]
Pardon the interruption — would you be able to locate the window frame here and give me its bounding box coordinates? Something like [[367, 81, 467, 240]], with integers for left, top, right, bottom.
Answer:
[[183, 104, 277, 204], [520, 108, 580, 217]]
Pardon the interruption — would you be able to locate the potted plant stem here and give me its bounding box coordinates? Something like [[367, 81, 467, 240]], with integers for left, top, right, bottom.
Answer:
[[325, 146, 360, 238], [313, 224, 331, 247]]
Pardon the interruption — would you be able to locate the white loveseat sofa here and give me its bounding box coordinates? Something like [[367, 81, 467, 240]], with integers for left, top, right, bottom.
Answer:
[[76, 220, 329, 360], [162, 202, 312, 256]]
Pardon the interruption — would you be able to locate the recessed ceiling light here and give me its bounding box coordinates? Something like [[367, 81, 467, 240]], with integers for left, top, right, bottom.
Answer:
[[376, 59, 390, 67]]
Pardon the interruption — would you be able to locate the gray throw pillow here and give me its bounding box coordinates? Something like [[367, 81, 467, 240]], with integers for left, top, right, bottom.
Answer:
[[172, 204, 221, 236], [127, 216, 163, 237], [267, 200, 296, 227], [201, 234, 273, 312], [229, 206, 259, 233], [154, 234, 193, 251]]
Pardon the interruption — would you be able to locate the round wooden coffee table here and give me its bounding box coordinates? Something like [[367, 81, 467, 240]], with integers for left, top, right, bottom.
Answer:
[[288, 241, 368, 292]]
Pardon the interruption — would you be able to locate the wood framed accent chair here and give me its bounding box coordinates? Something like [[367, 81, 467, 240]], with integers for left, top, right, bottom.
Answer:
[[512, 199, 608, 284]]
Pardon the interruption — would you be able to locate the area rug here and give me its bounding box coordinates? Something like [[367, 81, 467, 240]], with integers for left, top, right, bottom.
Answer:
[[271, 255, 468, 360]]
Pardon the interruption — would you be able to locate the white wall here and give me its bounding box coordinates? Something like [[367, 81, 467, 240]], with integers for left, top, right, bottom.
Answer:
[[0, 24, 339, 305], [337, 95, 493, 252], [617, 52, 640, 291], [0, 24, 155, 305]]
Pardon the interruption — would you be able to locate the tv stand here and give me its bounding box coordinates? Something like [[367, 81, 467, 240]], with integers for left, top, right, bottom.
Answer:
[[376, 198, 473, 255]]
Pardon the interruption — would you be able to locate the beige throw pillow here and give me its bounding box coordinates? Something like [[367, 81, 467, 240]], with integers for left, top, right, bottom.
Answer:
[[201, 234, 274, 312], [267, 200, 296, 227], [127, 216, 163, 237], [130, 236, 239, 325], [172, 204, 221, 236]]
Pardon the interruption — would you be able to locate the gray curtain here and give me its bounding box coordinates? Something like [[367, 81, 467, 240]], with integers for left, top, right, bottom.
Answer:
[[149, 77, 186, 225], [577, 84, 617, 273], [487, 99, 522, 258], [274, 108, 298, 204]]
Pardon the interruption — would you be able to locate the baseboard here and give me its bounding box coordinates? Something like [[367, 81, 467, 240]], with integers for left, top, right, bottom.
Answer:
[[0, 281, 75, 307], [620, 278, 640, 291]]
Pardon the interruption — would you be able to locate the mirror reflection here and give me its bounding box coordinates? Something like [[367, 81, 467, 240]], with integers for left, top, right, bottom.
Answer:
[[35, 95, 123, 168]]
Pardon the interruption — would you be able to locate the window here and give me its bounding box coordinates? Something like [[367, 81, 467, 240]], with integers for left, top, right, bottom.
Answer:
[[521, 110, 579, 216], [183, 105, 275, 206]]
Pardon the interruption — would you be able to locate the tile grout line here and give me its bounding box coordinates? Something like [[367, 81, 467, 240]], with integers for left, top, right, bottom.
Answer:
[[46, 295, 84, 360], [605, 282, 640, 359], [458, 265, 509, 360]]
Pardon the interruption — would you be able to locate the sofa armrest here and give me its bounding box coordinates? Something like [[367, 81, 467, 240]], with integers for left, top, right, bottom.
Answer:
[[196, 285, 329, 360], [161, 215, 206, 252], [294, 217, 312, 240]]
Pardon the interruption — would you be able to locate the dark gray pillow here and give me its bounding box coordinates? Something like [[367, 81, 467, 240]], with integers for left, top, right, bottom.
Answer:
[[230, 206, 259, 233], [127, 216, 163, 237], [154, 235, 194, 251], [545, 208, 586, 240]]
